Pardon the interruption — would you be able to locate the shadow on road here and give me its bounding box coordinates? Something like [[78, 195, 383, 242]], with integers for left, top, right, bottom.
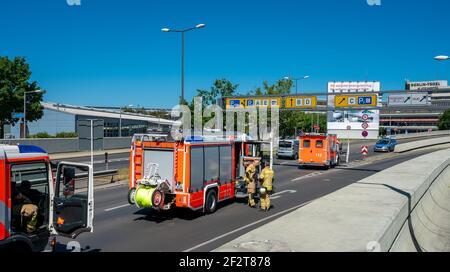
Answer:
[[132, 199, 237, 223]]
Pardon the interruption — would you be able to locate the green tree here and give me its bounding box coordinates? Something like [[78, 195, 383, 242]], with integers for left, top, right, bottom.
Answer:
[[0, 56, 45, 137], [196, 79, 239, 107], [185, 79, 239, 128], [262, 78, 293, 95], [438, 109, 450, 130], [250, 78, 327, 137]]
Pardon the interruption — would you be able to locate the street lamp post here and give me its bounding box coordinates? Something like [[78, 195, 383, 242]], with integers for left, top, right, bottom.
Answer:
[[23, 90, 44, 139], [162, 23, 206, 103], [119, 104, 133, 137], [284, 75, 310, 94]]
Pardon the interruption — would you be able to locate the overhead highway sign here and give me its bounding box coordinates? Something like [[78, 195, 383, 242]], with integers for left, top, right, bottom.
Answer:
[[285, 96, 318, 109], [334, 94, 378, 108], [387, 93, 430, 107]]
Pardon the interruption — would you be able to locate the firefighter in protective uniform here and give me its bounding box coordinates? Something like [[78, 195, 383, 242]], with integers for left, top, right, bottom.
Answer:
[[259, 161, 274, 212], [12, 186, 38, 233], [244, 160, 259, 208]]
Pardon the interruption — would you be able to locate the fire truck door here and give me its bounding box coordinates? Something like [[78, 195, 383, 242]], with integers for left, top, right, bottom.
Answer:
[[49, 162, 94, 239]]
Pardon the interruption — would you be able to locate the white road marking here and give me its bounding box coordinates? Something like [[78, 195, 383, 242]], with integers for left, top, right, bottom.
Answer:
[[104, 204, 131, 212], [271, 190, 297, 197], [183, 201, 312, 252], [280, 161, 289, 165], [291, 171, 324, 181]]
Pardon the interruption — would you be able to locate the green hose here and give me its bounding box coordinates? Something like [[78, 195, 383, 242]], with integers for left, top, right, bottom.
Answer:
[[135, 185, 157, 208]]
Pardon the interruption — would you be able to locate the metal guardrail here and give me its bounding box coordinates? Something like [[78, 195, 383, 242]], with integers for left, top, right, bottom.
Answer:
[[74, 169, 118, 179]]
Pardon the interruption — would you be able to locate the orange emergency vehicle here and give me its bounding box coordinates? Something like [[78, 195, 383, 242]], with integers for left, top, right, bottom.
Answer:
[[128, 134, 272, 213], [298, 133, 341, 169], [0, 144, 94, 252]]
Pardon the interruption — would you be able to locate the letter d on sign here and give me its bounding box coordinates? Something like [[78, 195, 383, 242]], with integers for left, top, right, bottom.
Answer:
[[367, 0, 381, 6]]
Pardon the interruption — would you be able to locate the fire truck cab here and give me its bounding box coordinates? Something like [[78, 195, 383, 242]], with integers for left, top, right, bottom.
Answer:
[[298, 133, 341, 169], [128, 134, 272, 214], [0, 145, 94, 252]]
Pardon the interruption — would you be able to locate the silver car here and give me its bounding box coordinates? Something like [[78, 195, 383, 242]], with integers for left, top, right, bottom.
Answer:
[[277, 139, 299, 160]]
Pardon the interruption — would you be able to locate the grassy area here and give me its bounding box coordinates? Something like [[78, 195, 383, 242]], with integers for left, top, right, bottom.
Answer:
[[94, 167, 129, 186]]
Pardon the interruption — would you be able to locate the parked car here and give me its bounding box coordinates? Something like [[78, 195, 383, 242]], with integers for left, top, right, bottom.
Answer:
[[374, 138, 398, 152], [277, 139, 300, 160]]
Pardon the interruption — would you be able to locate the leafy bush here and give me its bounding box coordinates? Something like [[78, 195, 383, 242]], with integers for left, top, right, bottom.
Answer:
[[56, 132, 78, 138], [30, 132, 53, 138], [438, 109, 450, 130], [29, 131, 78, 138]]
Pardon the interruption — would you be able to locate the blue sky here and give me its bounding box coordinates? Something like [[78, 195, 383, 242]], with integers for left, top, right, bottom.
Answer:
[[1, 0, 449, 108]]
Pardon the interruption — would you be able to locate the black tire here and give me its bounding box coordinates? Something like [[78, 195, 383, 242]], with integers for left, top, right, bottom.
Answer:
[[205, 190, 218, 214], [127, 187, 137, 205]]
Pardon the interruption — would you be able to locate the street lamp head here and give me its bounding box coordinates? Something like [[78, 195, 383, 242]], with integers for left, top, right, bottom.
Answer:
[[434, 55, 449, 61], [27, 89, 44, 94], [195, 24, 206, 29], [303, 76, 310, 79], [161, 28, 171, 32], [284, 77, 290, 80]]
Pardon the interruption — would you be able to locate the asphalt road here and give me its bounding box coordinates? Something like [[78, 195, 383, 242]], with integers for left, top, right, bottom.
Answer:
[[55, 137, 444, 252], [55, 135, 441, 173]]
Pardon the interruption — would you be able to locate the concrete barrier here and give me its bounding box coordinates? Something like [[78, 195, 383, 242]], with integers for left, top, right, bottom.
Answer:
[[0, 138, 79, 153], [103, 137, 132, 150], [391, 163, 450, 252], [394, 136, 450, 153], [215, 148, 450, 252], [394, 130, 450, 140]]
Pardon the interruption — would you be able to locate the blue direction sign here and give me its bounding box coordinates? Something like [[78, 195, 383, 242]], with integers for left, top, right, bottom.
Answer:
[[12, 112, 24, 119], [358, 96, 373, 105], [229, 100, 242, 108]]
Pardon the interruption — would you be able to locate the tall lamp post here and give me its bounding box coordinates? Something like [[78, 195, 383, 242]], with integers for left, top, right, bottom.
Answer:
[[162, 23, 206, 104], [23, 90, 44, 139], [284, 75, 310, 94], [119, 104, 133, 137]]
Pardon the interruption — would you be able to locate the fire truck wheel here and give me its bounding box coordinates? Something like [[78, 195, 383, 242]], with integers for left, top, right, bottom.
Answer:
[[128, 188, 137, 205], [152, 189, 165, 208], [205, 190, 218, 214]]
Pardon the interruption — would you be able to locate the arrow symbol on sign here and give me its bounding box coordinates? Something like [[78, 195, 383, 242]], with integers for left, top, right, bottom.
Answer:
[[403, 97, 411, 104], [420, 96, 427, 102], [338, 98, 346, 105]]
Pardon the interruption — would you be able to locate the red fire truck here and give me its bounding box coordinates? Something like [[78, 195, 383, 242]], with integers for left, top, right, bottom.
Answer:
[[0, 144, 94, 252], [128, 134, 272, 213]]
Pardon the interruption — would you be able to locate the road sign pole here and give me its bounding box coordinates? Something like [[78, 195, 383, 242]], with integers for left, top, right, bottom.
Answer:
[[346, 128, 350, 164], [90, 119, 94, 170]]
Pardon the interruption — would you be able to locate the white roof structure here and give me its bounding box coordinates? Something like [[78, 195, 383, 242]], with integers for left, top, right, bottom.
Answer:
[[42, 102, 176, 126]]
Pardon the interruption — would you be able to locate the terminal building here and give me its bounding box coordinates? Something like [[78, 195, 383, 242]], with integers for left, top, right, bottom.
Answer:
[[380, 81, 450, 134], [5, 102, 175, 139]]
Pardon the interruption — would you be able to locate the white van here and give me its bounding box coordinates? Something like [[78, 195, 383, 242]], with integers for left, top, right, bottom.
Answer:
[[277, 139, 300, 160]]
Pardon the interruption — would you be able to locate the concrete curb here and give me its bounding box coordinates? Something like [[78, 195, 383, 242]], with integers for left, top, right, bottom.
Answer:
[[214, 148, 450, 252]]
